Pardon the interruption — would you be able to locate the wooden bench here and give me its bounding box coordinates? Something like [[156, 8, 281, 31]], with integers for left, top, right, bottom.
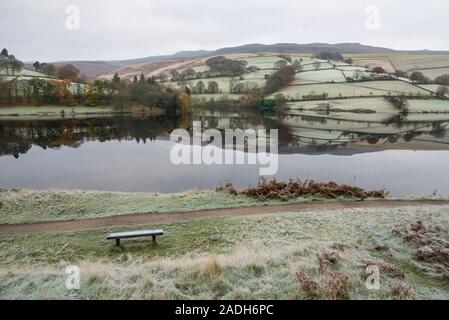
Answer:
[[107, 229, 164, 246]]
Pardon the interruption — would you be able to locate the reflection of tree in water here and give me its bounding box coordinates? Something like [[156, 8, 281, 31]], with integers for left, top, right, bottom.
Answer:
[[382, 114, 407, 128], [0, 115, 179, 158], [276, 112, 449, 151], [429, 123, 447, 138], [2, 111, 449, 158]]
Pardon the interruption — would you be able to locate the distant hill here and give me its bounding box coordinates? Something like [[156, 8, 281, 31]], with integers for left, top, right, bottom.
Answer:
[[55, 42, 449, 79]]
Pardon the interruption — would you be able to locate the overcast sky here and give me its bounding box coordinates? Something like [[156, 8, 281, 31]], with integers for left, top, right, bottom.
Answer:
[[1, 0, 448, 62]]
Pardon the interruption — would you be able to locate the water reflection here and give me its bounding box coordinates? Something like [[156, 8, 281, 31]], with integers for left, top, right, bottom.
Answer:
[[1, 109, 449, 195], [1, 109, 449, 158], [0, 115, 179, 158]]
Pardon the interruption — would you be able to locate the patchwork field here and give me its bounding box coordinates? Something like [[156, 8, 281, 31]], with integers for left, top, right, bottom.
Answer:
[[274, 80, 431, 100], [93, 52, 449, 105], [158, 54, 292, 98], [346, 53, 449, 74]]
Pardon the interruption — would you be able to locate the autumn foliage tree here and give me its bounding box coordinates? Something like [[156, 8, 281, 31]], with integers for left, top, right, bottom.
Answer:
[[178, 91, 192, 113], [55, 64, 80, 81]]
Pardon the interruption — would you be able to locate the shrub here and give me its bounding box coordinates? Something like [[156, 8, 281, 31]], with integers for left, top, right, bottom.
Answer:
[[372, 67, 386, 74], [434, 74, 449, 86]]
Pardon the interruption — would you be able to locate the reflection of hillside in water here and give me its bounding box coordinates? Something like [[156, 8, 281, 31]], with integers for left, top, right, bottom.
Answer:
[[191, 108, 449, 153], [277, 110, 449, 153], [1, 109, 449, 158], [0, 115, 179, 158]]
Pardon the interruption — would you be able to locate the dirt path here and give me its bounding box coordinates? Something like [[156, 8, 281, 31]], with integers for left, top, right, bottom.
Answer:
[[1, 200, 448, 236]]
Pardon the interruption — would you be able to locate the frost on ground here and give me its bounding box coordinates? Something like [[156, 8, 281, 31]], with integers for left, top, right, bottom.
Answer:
[[0, 205, 448, 299], [0, 188, 331, 224]]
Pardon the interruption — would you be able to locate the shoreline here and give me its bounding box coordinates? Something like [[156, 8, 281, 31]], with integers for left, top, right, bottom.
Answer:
[[1, 187, 447, 225], [0, 105, 165, 118]]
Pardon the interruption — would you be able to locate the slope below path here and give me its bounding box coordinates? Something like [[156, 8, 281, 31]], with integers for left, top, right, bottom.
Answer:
[[1, 199, 448, 236]]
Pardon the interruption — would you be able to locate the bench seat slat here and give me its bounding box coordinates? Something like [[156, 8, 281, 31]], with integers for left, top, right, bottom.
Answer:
[[107, 230, 164, 240]]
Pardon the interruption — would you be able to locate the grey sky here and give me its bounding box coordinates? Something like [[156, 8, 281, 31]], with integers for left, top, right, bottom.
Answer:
[[1, 0, 448, 62]]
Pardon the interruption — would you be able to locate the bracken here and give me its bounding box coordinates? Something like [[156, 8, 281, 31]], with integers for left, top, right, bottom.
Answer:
[[218, 178, 387, 201]]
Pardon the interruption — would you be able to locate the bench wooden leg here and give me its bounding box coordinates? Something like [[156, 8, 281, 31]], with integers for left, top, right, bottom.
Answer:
[[152, 235, 156, 244], [116, 238, 120, 247]]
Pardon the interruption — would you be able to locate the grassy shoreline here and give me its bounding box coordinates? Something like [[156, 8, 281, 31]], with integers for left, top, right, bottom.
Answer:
[[1, 188, 448, 300], [1, 188, 447, 225], [0, 188, 346, 225], [0, 105, 118, 117], [1, 205, 448, 299]]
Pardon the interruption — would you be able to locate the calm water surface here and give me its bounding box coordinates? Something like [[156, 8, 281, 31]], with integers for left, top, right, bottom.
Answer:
[[1, 109, 449, 196]]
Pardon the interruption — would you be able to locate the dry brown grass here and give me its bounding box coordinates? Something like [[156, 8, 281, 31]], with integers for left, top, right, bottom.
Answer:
[[296, 249, 350, 300], [359, 259, 405, 279], [393, 221, 449, 279], [390, 283, 415, 300], [218, 178, 387, 201], [200, 255, 221, 278]]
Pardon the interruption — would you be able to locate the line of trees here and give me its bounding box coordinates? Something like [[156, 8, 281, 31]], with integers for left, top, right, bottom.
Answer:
[[110, 73, 192, 115], [264, 66, 296, 94], [205, 56, 248, 77], [313, 51, 344, 61], [0, 48, 24, 76], [32, 61, 81, 81]]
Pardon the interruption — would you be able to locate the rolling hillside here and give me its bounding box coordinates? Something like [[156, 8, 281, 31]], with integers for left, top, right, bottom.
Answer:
[[55, 42, 449, 79]]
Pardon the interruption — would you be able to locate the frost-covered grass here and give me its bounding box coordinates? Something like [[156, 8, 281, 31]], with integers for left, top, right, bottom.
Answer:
[[408, 67, 449, 80], [0, 68, 53, 81], [0, 189, 330, 224], [406, 99, 449, 113], [418, 84, 449, 94], [1, 205, 448, 299], [300, 62, 335, 71], [292, 69, 346, 85], [239, 55, 286, 69], [274, 81, 431, 100], [338, 66, 372, 78]]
